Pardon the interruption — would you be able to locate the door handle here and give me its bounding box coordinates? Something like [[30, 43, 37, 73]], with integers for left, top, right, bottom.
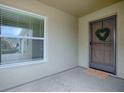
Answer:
[[90, 41, 92, 46]]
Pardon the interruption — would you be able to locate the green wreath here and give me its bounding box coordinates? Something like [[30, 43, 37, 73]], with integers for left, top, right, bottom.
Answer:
[[95, 28, 110, 41]]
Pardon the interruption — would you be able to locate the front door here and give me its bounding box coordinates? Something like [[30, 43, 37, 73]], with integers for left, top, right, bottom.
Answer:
[[89, 15, 116, 74]]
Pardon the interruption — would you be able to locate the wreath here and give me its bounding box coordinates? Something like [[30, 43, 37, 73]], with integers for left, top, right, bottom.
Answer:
[[95, 28, 110, 41]]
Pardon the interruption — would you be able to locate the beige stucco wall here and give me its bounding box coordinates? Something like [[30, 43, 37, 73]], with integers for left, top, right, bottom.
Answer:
[[79, 1, 124, 78], [0, 0, 78, 91]]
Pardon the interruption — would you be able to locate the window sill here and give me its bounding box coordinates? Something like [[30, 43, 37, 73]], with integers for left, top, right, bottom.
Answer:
[[0, 60, 47, 69]]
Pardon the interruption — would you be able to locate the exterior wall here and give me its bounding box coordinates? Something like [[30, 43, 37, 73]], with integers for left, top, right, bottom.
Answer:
[[79, 1, 124, 78], [0, 0, 78, 90]]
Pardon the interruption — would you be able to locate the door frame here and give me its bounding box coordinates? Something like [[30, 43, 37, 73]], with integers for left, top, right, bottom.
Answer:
[[89, 15, 116, 74]]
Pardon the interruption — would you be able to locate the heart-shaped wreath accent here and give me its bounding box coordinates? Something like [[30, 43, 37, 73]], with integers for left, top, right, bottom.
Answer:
[[95, 28, 110, 41]]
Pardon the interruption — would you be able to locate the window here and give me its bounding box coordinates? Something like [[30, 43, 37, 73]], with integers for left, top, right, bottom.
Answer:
[[0, 5, 46, 65]]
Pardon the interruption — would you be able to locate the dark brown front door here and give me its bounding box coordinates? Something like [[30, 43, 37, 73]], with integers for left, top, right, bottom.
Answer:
[[89, 15, 116, 74]]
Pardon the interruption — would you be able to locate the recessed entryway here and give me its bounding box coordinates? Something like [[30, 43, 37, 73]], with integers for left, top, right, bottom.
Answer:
[[0, 0, 124, 92]]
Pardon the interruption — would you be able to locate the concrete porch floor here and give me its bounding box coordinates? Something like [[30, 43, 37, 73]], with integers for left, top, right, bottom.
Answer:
[[5, 67, 124, 92]]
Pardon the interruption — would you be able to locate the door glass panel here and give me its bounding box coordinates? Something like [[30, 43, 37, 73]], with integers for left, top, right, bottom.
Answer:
[[91, 21, 102, 42], [92, 43, 112, 66]]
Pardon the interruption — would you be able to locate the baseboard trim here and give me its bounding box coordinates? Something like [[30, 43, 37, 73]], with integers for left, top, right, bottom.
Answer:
[[110, 74, 124, 80]]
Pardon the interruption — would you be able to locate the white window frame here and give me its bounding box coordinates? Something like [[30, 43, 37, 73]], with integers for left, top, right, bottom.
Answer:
[[0, 4, 48, 68]]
